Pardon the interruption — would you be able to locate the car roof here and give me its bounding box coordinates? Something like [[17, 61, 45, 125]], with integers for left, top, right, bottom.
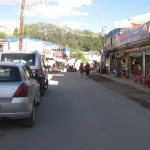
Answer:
[[0, 50, 37, 54], [0, 61, 24, 67], [0, 50, 44, 55]]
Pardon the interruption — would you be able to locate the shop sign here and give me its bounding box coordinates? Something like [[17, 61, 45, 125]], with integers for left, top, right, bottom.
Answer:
[[125, 48, 139, 53], [140, 45, 150, 51], [115, 20, 150, 47], [146, 51, 150, 55], [114, 51, 124, 58], [129, 52, 142, 57]]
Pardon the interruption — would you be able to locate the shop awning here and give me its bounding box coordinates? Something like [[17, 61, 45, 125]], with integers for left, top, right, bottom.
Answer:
[[54, 58, 66, 62]]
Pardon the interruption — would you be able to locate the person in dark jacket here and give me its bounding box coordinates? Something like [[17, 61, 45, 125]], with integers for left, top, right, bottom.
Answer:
[[79, 63, 84, 78]]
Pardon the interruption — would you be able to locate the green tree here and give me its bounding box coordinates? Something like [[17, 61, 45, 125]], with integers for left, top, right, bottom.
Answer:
[[27, 22, 102, 53], [13, 27, 19, 37], [0, 32, 9, 38], [24, 25, 30, 37]]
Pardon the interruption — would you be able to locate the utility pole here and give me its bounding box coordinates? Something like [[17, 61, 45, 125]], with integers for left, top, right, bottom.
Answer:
[[19, 0, 25, 51], [82, 4, 104, 77]]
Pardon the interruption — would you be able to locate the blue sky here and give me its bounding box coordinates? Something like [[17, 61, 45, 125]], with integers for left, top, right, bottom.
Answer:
[[0, 0, 150, 33]]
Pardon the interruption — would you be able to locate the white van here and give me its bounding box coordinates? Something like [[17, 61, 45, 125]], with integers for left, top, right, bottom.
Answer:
[[0, 50, 50, 97]]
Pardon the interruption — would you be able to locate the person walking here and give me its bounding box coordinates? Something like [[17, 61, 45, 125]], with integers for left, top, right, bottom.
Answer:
[[79, 63, 84, 78], [84, 62, 90, 78]]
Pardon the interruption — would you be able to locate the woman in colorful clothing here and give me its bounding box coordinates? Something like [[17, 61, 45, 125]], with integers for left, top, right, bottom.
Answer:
[[84, 62, 90, 78], [79, 63, 84, 78]]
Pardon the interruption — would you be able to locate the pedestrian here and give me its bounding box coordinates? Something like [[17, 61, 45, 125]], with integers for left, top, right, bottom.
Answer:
[[79, 63, 84, 78], [84, 62, 90, 78]]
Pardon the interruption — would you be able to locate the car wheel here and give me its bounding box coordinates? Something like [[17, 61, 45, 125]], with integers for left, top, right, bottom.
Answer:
[[44, 80, 48, 90], [40, 89, 45, 97], [35, 91, 41, 107], [23, 106, 35, 127]]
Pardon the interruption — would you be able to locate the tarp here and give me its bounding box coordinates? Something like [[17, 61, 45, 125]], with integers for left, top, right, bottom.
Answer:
[[7, 37, 54, 46], [54, 58, 66, 63]]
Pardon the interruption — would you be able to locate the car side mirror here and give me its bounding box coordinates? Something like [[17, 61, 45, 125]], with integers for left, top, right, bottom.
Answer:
[[45, 65, 51, 68], [34, 74, 43, 80]]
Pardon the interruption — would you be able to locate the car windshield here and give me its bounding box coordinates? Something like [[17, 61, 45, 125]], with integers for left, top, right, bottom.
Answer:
[[1, 54, 36, 66], [0, 66, 21, 82]]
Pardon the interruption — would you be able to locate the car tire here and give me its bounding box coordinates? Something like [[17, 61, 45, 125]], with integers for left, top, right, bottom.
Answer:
[[40, 89, 45, 97], [44, 80, 48, 90], [35, 91, 41, 106], [23, 106, 35, 127]]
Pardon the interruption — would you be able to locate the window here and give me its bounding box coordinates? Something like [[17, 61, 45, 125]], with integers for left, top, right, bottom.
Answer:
[[1, 54, 36, 66], [0, 66, 21, 82], [23, 66, 33, 79], [0, 45, 3, 52]]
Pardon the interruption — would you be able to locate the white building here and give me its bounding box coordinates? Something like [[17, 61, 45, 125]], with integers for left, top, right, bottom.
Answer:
[[0, 37, 54, 53]]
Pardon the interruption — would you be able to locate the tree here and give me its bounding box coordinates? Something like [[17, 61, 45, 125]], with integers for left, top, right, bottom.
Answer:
[[13, 27, 19, 37], [26, 22, 103, 52], [24, 25, 30, 37], [0, 32, 9, 38]]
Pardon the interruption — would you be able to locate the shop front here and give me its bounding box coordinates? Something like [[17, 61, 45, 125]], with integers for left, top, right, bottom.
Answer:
[[128, 51, 143, 79], [145, 51, 150, 76], [113, 50, 127, 77]]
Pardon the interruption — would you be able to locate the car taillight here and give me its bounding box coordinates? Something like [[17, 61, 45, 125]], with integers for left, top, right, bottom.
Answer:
[[14, 82, 29, 97]]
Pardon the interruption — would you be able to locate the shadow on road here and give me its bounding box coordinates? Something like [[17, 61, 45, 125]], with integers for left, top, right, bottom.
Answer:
[[89, 74, 150, 110]]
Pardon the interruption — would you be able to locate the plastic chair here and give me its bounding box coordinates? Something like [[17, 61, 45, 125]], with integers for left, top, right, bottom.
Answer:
[[134, 69, 142, 84], [142, 73, 150, 87]]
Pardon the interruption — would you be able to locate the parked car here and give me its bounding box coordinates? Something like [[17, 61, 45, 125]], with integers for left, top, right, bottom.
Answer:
[[0, 50, 50, 97], [0, 61, 41, 127]]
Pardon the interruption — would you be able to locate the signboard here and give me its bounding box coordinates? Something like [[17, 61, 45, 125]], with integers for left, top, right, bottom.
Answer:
[[116, 20, 150, 47], [114, 51, 124, 58]]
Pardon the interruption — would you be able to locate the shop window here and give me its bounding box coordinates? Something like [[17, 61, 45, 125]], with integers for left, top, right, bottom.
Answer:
[[146, 55, 150, 75], [0, 45, 3, 52], [131, 57, 142, 74]]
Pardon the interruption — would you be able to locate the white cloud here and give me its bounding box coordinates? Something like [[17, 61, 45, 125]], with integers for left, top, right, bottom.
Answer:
[[114, 20, 131, 28], [0, 0, 17, 5], [25, 4, 89, 20], [60, 22, 89, 30], [24, 0, 91, 19], [0, 0, 92, 20], [58, 0, 91, 7], [114, 12, 150, 29], [129, 12, 150, 24], [0, 0, 92, 7], [0, 0, 47, 5], [0, 0, 92, 31], [0, 20, 19, 34]]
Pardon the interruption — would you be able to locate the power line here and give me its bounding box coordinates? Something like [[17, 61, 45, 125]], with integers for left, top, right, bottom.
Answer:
[[126, 1, 150, 17]]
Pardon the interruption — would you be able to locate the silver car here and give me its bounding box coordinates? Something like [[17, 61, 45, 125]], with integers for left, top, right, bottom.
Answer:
[[0, 50, 50, 97], [0, 61, 41, 127]]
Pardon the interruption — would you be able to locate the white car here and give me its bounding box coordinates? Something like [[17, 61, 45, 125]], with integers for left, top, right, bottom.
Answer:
[[0, 61, 41, 127]]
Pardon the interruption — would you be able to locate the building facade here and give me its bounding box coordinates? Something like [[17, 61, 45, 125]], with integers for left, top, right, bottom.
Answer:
[[104, 20, 150, 79]]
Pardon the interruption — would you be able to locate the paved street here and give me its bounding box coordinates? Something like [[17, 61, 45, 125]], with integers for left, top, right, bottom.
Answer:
[[0, 71, 150, 150]]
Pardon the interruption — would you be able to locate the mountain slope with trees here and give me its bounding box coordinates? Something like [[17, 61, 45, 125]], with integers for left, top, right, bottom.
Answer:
[[0, 22, 103, 54], [26, 23, 103, 52]]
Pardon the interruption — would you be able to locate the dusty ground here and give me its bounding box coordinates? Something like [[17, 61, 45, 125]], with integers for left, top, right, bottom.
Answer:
[[89, 74, 150, 110]]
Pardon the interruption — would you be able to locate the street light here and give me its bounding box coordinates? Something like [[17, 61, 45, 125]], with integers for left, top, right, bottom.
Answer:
[[82, 4, 105, 77]]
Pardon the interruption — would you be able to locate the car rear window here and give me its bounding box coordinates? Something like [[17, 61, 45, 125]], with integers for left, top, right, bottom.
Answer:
[[0, 66, 21, 82], [1, 54, 36, 66]]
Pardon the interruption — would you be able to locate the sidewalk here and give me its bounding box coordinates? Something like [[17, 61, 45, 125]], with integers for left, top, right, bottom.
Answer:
[[98, 73, 150, 94]]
